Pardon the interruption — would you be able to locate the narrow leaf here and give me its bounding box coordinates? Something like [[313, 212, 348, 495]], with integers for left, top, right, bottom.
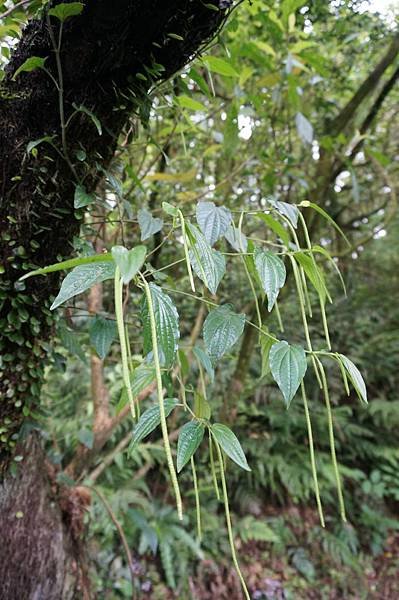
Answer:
[[338, 354, 367, 404], [177, 421, 205, 472], [211, 423, 251, 471], [254, 248, 286, 311], [51, 262, 115, 310], [129, 398, 178, 454], [193, 346, 215, 382], [141, 284, 180, 368]]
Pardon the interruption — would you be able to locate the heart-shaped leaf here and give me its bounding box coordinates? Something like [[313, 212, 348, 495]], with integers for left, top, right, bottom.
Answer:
[[89, 316, 117, 359], [48, 2, 84, 22], [177, 421, 205, 472], [188, 224, 226, 294], [74, 184, 95, 209], [196, 201, 232, 246], [269, 340, 307, 407], [203, 304, 245, 362], [254, 248, 286, 311], [138, 208, 163, 241], [111, 245, 146, 284], [211, 423, 251, 471]]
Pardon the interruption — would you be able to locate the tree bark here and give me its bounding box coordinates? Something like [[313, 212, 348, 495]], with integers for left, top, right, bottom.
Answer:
[[0, 1, 231, 595]]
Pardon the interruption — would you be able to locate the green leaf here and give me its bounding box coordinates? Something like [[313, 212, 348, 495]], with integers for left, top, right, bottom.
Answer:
[[162, 202, 178, 217], [72, 104, 102, 135], [176, 95, 207, 112], [141, 284, 180, 368], [211, 423, 251, 471], [202, 55, 239, 77], [294, 251, 330, 304], [74, 184, 95, 209], [20, 253, 114, 281], [338, 354, 367, 404], [303, 202, 351, 247], [193, 393, 211, 420], [312, 245, 347, 296], [111, 245, 146, 284], [58, 325, 86, 362], [188, 224, 226, 294], [269, 340, 307, 407], [268, 198, 299, 228], [77, 428, 94, 449], [196, 201, 232, 246], [177, 421, 205, 472], [89, 316, 117, 359], [254, 248, 286, 311], [131, 363, 156, 397], [48, 2, 84, 22], [224, 223, 248, 252], [295, 112, 313, 144], [255, 213, 290, 247], [26, 136, 55, 155], [203, 304, 246, 362], [138, 208, 163, 241], [260, 334, 275, 378], [193, 346, 214, 382], [129, 398, 178, 454], [51, 262, 115, 310], [13, 56, 46, 79]]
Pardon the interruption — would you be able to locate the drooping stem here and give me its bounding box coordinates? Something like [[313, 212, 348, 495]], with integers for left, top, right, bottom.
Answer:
[[114, 268, 136, 420], [214, 439, 250, 600], [140, 274, 183, 520], [317, 358, 347, 522], [191, 456, 202, 542], [301, 381, 325, 527]]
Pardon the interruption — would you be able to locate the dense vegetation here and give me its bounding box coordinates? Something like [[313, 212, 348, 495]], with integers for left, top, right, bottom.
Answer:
[[1, 0, 398, 598]]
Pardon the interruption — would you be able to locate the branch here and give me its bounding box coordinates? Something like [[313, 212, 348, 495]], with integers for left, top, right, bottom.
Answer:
[[330, 32, 399, 135]]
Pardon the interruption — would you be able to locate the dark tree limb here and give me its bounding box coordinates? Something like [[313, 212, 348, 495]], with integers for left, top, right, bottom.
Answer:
[[0, 0, 231, 456]]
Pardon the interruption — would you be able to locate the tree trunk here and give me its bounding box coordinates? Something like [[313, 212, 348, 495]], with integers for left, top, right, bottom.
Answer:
[[0, 1, 230, 595]]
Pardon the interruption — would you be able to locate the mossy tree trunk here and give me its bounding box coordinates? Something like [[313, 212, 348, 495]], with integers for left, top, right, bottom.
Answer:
[[0, 1, 229, 596]]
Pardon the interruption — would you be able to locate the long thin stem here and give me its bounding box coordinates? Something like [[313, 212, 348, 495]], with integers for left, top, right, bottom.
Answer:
[[140, 274, 183, 520], [191, 456, 202, 542], [301, 381, 325, 527], [114, 268, 136, 420], [317, 358, 347, 522], [46, 16, 78, 180], [215, 440, 250, 600], [209, 431, 220, 500]]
